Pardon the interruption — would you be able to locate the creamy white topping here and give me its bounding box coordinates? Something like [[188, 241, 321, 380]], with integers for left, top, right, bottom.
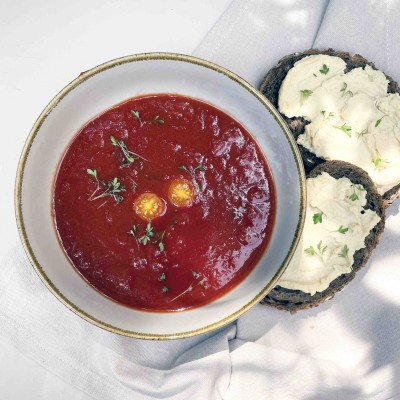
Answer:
[[278, 54, 400, 194], [277, 172, 380, 295]]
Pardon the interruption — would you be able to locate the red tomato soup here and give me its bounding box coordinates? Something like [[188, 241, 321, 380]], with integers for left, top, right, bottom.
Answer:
[[53, 94, 276, 312]]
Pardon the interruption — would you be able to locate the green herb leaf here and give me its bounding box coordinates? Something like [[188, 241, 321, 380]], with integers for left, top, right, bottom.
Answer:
[[375, 117, 384, 127], [339, 244, 349, 258], [139, 222, 154, 245], [319, 64, 329, 75], [334, 123, 352, 138], [193, 271, 200, 279], [340, 82, 347, 92], [313, 73, 317, 77], [110, 135, 146, 167], [178, 165, 189, 173], [159, 273, 166, 281], [338, 226, 349, 234], [305, 240, 327, 261], [317, 240, 327, 256], [313, 212, 323, 224], [131, 110, 144, 127], [194, 164, 204, 171], [159, 242, 164, 252], [162, 286, 169, 293], [349, 192, 359, 201], [304, 246, 317, 256], [89, 174, 126, 204], [87, 169, 97, 179], [300, 89, 313, 98], [153, 115, 164, 125]]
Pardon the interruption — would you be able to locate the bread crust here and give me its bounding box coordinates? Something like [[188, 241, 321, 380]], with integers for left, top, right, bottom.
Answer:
[[260, 161, 385, 312], [259, 48, 400, 206]]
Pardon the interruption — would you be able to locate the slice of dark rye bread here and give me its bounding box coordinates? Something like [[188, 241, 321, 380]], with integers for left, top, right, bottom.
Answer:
[[260, 161, 385, 313], [259, 48, 400, 207]]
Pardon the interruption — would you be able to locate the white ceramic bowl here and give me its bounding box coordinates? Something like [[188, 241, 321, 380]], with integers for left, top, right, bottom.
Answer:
[[15, 53, 306, 339]]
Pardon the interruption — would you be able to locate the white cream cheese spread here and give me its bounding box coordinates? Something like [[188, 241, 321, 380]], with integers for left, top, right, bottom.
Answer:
[[278, 54, 400, 195], [277, 172, 380, 295]]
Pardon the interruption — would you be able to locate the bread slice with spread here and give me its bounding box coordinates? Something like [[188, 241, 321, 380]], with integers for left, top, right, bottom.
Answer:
[[260, 49, 400, 206], [261, 161, 385, 312]]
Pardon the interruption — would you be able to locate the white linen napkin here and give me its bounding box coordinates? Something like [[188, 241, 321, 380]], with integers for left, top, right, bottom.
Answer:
[[1, 1, 400, 399]]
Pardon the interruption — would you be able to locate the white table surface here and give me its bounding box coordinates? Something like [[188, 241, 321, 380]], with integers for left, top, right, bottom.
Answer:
[[0, 1, 231, 398]]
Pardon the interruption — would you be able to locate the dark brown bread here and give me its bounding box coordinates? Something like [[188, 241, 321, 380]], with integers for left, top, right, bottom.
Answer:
[[259, 48, 400, 206], [261, 161, 385, 312]]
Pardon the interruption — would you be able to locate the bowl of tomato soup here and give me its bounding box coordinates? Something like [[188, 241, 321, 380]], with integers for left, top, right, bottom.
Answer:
[[16, 53, 306, 339]]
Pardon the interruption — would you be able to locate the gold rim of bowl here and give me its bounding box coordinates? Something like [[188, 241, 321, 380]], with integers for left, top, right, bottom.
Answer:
[[14, 52, 306, 340]]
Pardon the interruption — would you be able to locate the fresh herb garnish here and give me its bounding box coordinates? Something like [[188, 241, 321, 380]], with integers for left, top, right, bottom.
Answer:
[[170, 272, 207, 302], [319, 64, 329, 75], [338, 244, 351, 267], [321, 111, 335, 119], [110, 135, 147, 167], [374, 154, 390, 169], [313, 73, 317, 77], [300, 89, 313, 98], [153, 115, 164, 124], [304, 240, 327, 262], [139, 222, 154, 245], [159, 273, 166, 281], [338, 226, 349, 234], [128, 224, 140, 248], [375, 116, 385, 127], [313, 212, 323, 224], [178, 164, 204, 192], [87, 169, 100, 191], [131, 110, 165, 126], [348, 183, 365, 201], [127, 177, 137, 193], [178, 165, 189, 173], [340, 82, 353, 96], [158, 231, 166, 252], [87, 170, 126, 205], [131, 110, 144, 127], [162, 286, 169, 293], [334, 123, 352, 138]]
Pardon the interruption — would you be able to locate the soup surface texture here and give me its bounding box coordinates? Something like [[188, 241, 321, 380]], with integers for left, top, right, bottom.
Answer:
[[54, 94, 275, 311]]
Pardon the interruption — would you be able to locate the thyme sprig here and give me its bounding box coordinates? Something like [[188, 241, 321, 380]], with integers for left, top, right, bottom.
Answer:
[[139, 222, 154, 245], [338, 244, 351, 267], [87, 169, 126, 205], [373, 148, 390, 170], [131, 110, 164, 127], [340, 82, 353, 97], [334, 123, 352, 138], [300, 89, 313, 99], [304, 240, 327, 263], [110, 135, 147, 167], [349, 183, 366, 201], [128, 224, 140, 249], [178, 164, 204, 193], [321, 111, 335, 119], [338, 226, 349, 234], [170, 271, 207, 302], [128, 223, 167, 251]]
